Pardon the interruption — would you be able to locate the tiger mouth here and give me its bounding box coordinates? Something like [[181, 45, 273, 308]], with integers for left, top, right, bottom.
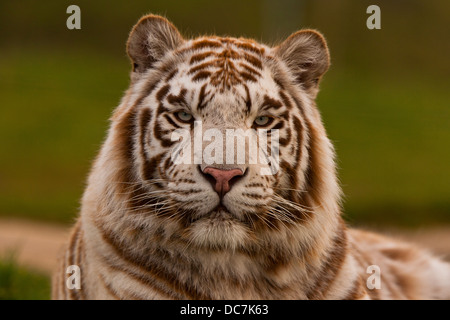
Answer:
[[208, 203, 238, 220], [214, 203, 228, 212]]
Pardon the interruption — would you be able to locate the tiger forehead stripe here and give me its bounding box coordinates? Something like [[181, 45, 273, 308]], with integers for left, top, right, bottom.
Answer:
[[181, 40, 266, 90], [240, 71, 257, 83], [239, 62, 261, 78], [191, 39, 222, 49], [188, 61, 216, 75], [261, 95, 283, 111], [243, 84, 252, 112], [165, 68, 179, 82], [189, 51, 215, 65], [242, 52, 263, 69], [184, 39, 264, 68], [217, 48, 240, 60], [192, 70, 212, 82], [197, 83, 209, 111], [167, 88, 188, 107], [234, 41, 265, 55], [156, 84, 171, 102], [278, 90, 293, 110]]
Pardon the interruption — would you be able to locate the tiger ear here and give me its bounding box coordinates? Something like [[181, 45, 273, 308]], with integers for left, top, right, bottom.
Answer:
[[126, 14, 184, 74], [274, 30, 330, 96]]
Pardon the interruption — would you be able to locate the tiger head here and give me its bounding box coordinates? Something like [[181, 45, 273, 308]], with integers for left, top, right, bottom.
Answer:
[[89, 15, 341, 253]]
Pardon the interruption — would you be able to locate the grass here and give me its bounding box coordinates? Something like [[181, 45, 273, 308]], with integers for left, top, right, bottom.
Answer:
[[0, 254, 51, 300], [318, 69, 450, 226], [0, 47, 129, 223], [0, 47, 449, 227]]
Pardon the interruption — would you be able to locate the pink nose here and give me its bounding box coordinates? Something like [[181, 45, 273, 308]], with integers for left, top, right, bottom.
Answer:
[[203, 167, 244, 196]]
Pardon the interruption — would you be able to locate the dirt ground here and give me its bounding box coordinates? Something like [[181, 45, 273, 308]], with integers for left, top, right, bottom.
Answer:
[[0, 218, 70, 274], [0, 218, 449, 275]]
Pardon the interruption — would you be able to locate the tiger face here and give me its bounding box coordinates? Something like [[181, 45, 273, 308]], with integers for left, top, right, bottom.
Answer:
[[107, 15, 335, 251]]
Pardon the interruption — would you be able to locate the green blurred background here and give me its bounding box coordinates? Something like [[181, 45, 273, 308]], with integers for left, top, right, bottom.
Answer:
[[1, 0, 449, 228]]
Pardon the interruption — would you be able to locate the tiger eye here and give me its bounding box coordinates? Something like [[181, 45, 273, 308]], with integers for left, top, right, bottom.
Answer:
[[175, 111, 193, 122], [254, 116, 272, 127]]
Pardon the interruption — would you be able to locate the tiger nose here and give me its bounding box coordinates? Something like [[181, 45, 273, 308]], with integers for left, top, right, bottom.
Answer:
[[202, 167, 244, 197]]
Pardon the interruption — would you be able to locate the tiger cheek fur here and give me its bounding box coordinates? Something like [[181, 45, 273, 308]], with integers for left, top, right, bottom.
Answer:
[[52, 14, 450, 300]]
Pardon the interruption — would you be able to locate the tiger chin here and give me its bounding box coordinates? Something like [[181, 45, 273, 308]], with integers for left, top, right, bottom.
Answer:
[[53, 14, 450, 300]]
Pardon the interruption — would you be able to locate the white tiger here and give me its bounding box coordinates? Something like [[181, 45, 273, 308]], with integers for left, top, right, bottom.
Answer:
[[53, 14, 450, 300]]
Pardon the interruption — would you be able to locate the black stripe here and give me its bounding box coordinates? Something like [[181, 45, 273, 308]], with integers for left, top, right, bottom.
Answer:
[[100, 252, 184, 299], [165, 68, 179, 82], [306, 224, 347, 299], [163, 114, 181, 129], [262, 95, 282, 111], [243, 84, 252, 113], [192, 70, 212, 82], [167, 88, 188, 107], [139, 108, 152, 160], [189, 51, 215, 64], [279, 90, 293, 110], [156, 84, 171, 102], [197, 84, 208, 111]]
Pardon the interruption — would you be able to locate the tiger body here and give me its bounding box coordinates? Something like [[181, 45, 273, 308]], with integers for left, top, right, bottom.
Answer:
[[53, 15, 450, 300]]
